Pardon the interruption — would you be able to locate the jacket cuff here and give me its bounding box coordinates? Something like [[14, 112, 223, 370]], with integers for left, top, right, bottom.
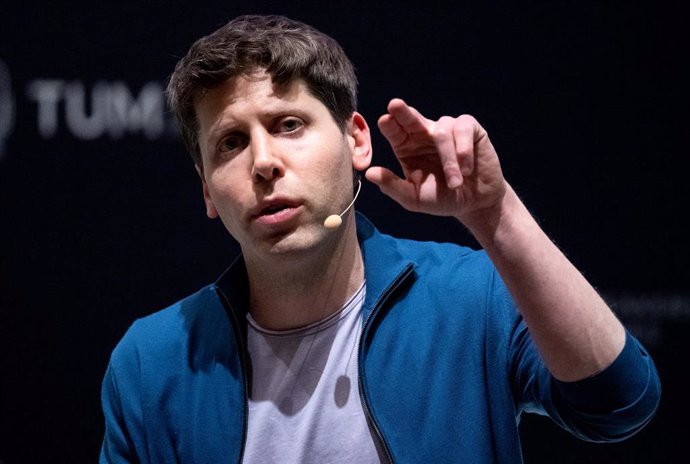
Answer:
[[552, 331, 655, 413]]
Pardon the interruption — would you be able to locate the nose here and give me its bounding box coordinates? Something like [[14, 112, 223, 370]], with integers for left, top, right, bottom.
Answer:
[[250, 131, 284, 184]]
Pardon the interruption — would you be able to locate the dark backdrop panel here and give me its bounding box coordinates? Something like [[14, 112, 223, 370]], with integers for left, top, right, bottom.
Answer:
[[1, 1, 687, 462]]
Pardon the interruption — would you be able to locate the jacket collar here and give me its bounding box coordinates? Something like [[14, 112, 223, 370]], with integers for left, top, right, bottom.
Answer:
[[355, 213, 416, 320]]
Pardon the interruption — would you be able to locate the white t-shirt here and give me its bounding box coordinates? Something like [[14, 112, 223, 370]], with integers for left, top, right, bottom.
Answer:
[[243, 283, 384, 463]]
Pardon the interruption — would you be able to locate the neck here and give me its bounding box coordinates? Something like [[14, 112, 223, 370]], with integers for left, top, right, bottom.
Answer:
[[245, 216, 364, 331]]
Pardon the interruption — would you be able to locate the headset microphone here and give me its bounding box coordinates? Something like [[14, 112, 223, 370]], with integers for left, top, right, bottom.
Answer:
[[323, 179, 362, 229]]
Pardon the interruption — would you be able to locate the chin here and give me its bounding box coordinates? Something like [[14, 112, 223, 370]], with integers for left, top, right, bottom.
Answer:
[[262, 224, 330, 257]]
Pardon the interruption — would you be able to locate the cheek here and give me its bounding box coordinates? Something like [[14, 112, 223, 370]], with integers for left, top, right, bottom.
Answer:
[[209, 184, 241, 210], [207, 185, 246, 240], [296, 133, 352, 175], [206, 170, 247, 214]]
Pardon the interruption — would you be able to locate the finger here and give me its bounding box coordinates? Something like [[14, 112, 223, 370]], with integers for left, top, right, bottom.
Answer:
[[377, 113, 408, 148], [387, 98, 430, 134], [433, 116, 464, 189], [453, 115, 478, 177], [365, 167, 420, 212]]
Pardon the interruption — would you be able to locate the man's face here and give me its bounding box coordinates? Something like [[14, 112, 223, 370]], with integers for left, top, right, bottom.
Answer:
[[195, 71, 371, 263]]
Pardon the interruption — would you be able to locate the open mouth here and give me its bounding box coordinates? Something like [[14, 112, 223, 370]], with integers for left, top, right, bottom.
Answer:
[[260, 204, 290, 216], [252, 200, 301, 225]]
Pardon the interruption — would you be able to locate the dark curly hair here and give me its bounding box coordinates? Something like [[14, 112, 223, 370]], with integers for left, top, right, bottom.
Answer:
[[166, 14, 358, 167]]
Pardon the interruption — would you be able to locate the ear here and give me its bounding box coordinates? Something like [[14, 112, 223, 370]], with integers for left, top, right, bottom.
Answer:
[[195, 164, 219, 219], [348, 112, 372, 171]]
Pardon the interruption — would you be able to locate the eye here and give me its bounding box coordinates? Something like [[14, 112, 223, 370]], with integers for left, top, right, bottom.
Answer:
[[274, 117, 304, 134], [219, 133, 247, 153]]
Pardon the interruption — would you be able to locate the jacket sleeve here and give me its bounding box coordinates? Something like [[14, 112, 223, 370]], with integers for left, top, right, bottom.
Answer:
[[100, 334, 146, 463], [511, 321, 662, 442]]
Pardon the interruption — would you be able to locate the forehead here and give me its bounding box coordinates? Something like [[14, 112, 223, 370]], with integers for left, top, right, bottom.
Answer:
[[195, 72, 312, 127]]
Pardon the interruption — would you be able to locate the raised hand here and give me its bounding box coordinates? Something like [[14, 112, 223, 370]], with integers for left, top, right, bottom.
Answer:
[[365, 98, 506, 223]]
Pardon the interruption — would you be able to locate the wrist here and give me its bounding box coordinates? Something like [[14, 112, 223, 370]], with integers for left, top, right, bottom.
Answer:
[[458, 182, 522, 247]]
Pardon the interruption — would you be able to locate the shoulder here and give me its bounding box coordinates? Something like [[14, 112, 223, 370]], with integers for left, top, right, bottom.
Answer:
[[357, 213, 490, 269], [383, 232, 496, 281], [391, 233, 483, 261], [108, 285, 226, 369], [369, 230, 519, 337]]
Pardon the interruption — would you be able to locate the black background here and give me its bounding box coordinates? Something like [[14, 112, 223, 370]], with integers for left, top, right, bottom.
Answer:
[[1, 1, 687, 462]]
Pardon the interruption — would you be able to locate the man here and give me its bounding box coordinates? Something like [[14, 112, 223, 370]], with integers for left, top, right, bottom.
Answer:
[[100, 14, 661, 463]]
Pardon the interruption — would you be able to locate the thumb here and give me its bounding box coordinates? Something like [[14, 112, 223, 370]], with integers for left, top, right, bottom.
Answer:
[[365, 166, 419, 212]]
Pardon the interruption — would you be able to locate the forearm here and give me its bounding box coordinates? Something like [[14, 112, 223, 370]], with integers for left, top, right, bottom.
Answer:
[[462, 183, 626, 381]]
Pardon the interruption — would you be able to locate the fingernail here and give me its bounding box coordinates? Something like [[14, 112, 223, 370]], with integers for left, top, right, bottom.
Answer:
[[449, 176, 462, 189]]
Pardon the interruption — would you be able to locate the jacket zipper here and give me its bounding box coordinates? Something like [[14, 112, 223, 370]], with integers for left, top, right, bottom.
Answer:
[[215, 286, 250, 464], [217, 262, 414, 464], [358, 263, 415, 464]]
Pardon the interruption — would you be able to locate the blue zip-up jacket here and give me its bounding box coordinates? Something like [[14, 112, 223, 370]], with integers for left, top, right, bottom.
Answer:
[[100, 214, 661, 463]]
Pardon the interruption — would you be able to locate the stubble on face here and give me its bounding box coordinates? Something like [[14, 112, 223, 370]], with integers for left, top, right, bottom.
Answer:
[[194, 72, 357, 265]]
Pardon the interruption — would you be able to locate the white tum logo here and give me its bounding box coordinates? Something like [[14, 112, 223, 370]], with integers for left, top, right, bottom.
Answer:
[[0, 59, 15, 159], [26, 79, 169, 141], [0, 60, 177, 159]]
